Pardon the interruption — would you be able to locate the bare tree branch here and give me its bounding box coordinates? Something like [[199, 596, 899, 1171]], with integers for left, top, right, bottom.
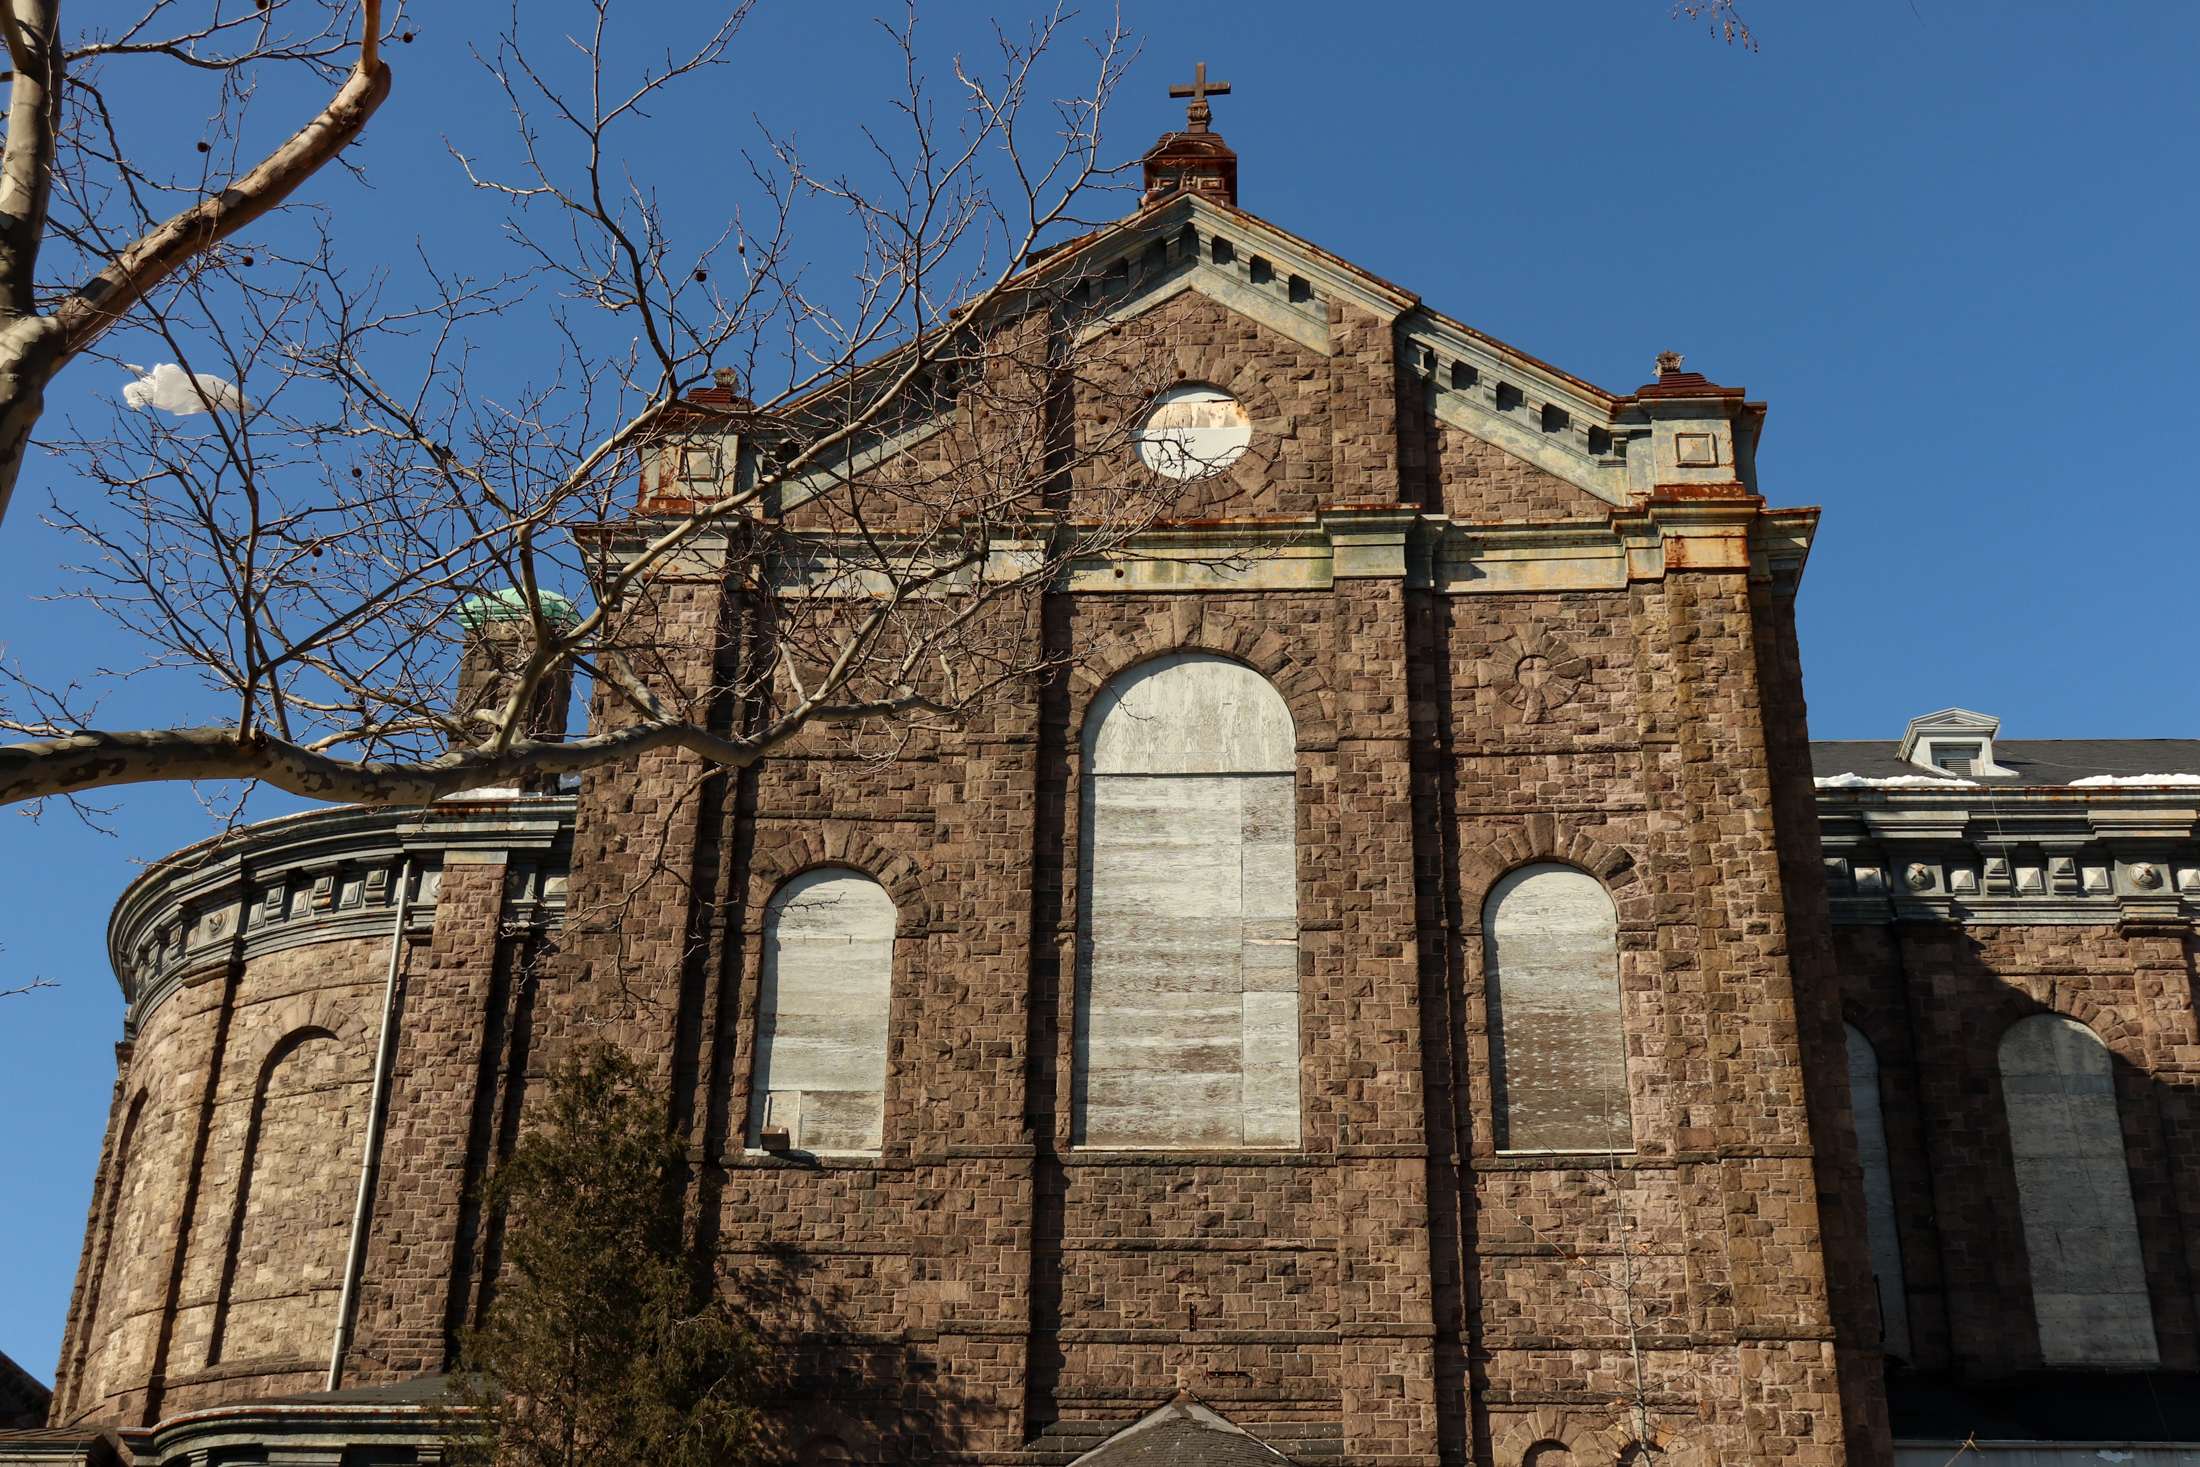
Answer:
[[1671, 0, 1756, 50], [4, 2, 1190, 818], [0, 0, 396, 528]]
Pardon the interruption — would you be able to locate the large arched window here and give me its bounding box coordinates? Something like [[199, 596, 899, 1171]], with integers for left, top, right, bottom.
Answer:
[[1075, 652, 1299, 1148], [1845, 1023, 1913, 1360], [1999, 1013, 2158, 1364], [1484, 864, 1628, 1152], [751, 868, 896, 1155]]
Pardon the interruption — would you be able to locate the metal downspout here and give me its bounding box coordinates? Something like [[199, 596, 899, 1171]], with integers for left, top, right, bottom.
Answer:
[[326, 856, 412, 1391]]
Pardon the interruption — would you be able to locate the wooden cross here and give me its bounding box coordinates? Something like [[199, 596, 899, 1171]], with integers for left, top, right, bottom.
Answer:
[[1169, 61, 1231, 133]]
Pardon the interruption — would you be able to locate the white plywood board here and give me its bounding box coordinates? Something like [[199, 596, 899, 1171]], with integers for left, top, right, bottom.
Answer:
[[1484, 864, 1630, 1153], [753, 868, 896, 1154], [1077, 768, 1299, 1149], [1085, 653, 1296, 775]]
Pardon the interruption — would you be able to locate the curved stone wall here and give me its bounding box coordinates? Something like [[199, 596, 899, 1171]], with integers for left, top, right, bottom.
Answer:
[[55, 797, 573, 1427]]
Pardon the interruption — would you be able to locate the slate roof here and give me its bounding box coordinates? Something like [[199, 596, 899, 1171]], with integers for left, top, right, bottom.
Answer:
[[1068, 1395, 1294, 1467], [1811, 739, 2200, 787]]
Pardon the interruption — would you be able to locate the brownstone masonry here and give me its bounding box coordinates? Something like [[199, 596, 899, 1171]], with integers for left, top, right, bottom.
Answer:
[[19, 132, 1951, 1467]]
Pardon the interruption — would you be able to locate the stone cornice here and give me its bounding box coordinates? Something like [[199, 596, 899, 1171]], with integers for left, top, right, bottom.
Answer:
[[109, 797, 575, 1034], [1818, 786, 2200, 926], [583, 505, 1818, 599], [136, 1397, 455, 1467]]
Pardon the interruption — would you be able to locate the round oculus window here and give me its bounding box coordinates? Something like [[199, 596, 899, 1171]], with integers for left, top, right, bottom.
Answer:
[[1134, 384, 1251, 481]]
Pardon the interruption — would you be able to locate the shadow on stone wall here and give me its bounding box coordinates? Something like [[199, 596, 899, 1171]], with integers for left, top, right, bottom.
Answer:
[[709, 1203, 982, 1466]]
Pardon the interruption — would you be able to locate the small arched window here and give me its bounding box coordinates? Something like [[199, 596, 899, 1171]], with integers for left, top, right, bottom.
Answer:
[[1484, 864, 1628, 1152], [1075, 652, 1299, 1148], [1845, 1023, 1913, 1360], [752, 868, 896, 1155], [1999, 1013, 2158, 1364]]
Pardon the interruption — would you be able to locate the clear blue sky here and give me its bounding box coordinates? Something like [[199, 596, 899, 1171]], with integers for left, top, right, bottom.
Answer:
[[4, 0, 2196, 1383]]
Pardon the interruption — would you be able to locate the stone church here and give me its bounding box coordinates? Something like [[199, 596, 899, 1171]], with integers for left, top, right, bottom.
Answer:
[[10, 83, 2200, 1467]]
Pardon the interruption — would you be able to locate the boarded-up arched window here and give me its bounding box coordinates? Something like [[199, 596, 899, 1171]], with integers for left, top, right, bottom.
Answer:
[[1075, 652, 1299, 1148], [211, 1029, 368, 1363], [1999, 1014, 2158, 1364], [1845, 1023, 1913, 1360], [752, 868, 896, 1154], [1485, 864, 1628, 1152]]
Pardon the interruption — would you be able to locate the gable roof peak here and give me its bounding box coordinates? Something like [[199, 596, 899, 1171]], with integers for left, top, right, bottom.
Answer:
[[1907, 707, 2002, 735]]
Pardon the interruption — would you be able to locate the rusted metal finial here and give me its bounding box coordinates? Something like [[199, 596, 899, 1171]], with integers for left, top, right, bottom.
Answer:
[[1168, 61, 1232, 134]]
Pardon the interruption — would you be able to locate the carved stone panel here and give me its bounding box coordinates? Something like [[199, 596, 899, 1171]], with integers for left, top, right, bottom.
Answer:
[[1480, 626, 1590, 726]]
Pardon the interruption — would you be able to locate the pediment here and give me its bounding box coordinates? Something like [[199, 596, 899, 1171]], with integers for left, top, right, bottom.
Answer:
[[760, 194, 1654, 517], [1067, 1393, 1292, 1467], [1043, 195, 1634, 506], [1907, 708, 2001, 734], [778, 408, 957, 513]]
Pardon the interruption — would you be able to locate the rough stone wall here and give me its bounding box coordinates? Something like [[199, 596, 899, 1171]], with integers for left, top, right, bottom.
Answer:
[[1328, 305, 1401, 502], [1753, 576, 1891, 1460], [1835, 918, 2200, 1378], [54, 937, 388, 1424], [205, 1028, 368, 1365], [531, 551, 1863, 1466], [344, 862, 507, 1383], [1436, 431, 1610, 522], [1430, 569, 1864, 1467], [50, 1056, 140, 1423]]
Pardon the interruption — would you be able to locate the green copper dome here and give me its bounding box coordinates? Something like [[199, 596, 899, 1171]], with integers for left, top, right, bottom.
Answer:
[[456, 587, 581, 630]]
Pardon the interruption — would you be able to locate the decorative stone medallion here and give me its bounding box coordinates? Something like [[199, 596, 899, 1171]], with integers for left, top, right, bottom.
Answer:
[[1481, 626, 1590, 725]]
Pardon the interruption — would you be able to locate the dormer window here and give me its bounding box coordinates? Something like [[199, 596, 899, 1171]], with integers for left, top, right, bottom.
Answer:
[[1899, 708, 2014, 777]]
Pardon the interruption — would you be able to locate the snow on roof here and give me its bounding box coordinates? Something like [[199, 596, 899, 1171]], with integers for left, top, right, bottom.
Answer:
[[2066, 773, 2200, 787], [1816, 772, 1981, 789]]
